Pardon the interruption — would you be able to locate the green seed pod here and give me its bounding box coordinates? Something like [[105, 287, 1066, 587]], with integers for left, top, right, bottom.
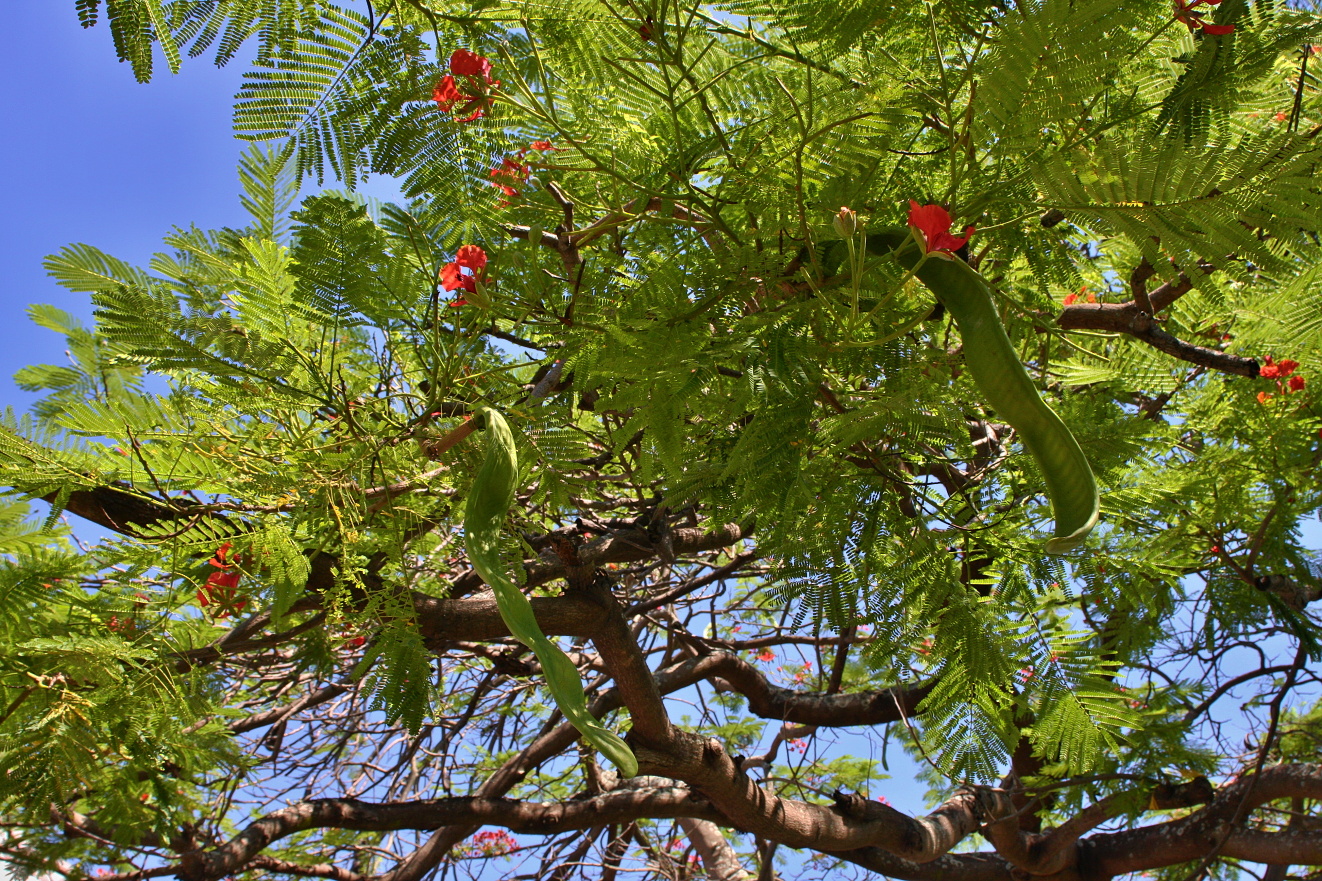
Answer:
[[464, 407, 639, 776], [861, 234, 1100, 553]]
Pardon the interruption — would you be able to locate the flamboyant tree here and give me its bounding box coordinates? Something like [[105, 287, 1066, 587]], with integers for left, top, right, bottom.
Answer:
[[4, 1, 1322, 880]]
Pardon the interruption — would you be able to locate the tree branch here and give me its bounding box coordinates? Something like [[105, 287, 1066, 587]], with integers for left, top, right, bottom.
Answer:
[[177, 789, 723, 881], [1058, 303, 1258, 377]]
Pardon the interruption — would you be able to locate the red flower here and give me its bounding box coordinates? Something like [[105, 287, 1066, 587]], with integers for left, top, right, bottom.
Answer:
[[1290, 375, 1306, 392], [1260, 356, 1299, 379], [1258, 391, 1273, 404], [907, 201, 974, 257], [199, 543, 246, 617], [432, 76, 464, 110], [490, 158, 528, 182], [1174, 0, 1235, 34], [208, 542, 235, 568], [450, 49, 493, 82], [455, 244, 488, 270], [440, 262, 476, 294], [433, 50, 499, 123], [468, 830, 516, 856], [198, 571, 245, 617], [489, 158, 530, 202], [756, 648, 775, 662], [528, 140, 555, 151]]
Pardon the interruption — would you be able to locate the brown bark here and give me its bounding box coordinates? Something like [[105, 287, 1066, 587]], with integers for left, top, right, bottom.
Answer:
[[178, 789, 725, 881], [1057, 298, 1257, 377]]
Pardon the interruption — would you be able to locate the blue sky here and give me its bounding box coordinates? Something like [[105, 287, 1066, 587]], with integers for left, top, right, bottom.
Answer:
[[0, 5, 262, 413], [0, 6, 402, 414]]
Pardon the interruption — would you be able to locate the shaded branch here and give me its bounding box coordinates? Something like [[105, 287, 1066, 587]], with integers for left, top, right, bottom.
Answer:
[[177, 789, 724, 881], [1058, 303, 1258, 377]]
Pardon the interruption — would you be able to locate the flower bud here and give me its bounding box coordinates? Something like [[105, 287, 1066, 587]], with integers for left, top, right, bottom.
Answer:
[[833, 206, 858, 238]]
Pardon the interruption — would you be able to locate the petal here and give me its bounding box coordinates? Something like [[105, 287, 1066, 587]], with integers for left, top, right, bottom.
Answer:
[[440, 262, 464, 291], [455, 244, 488, 270], [432, 76, 462, 109], [1200, 22, 1235, 34], [906, 202, 957, 252], [450, 49, 492, 80], [929, 228, 971, 253]]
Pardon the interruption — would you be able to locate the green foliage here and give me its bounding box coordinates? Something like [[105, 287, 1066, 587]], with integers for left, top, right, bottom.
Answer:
[[6, 0, 1322, 876]]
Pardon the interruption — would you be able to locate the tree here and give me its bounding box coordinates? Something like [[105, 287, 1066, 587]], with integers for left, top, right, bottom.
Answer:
[[3, 1, 1322, 879]]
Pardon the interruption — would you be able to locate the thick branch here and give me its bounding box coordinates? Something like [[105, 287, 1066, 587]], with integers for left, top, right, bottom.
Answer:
[[1058, 303, 1258, 377], [700, 652, 933, 727], [45, 482, 240, 539], [1083, 764, 1322, 879], [177, 789, 722, 881], [633, 730, 999, 861]]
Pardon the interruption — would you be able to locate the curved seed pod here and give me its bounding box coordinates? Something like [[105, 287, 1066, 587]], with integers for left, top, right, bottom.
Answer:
[[861, 234, 1100, 553], [464, 407, 638, 776]]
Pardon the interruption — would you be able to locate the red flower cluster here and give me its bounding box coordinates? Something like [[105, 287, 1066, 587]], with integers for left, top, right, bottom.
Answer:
[[1174, 0, 1235, 34], [490, 157, 528, 204], [467, 830, 517, 857], [199, 543, 247, 618], [440, 245, 488, 306], [106, 614, 135, 635], [1257, 356, 1305, 404], [433, 49, 499, 123], [907, 201, 974, 257], [1260, 355, 1300, 379], [489, 140, 557, 207], [1062, 286, 1098, 306]]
